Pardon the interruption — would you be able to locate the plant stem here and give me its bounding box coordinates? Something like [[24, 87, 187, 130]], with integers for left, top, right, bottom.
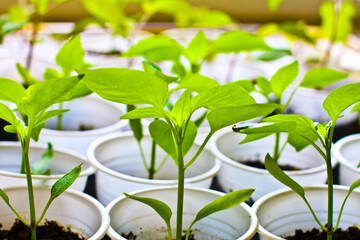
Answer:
[[22, 120, 37, 240], [56, 102, 64, 130], [326, 122, 336, 240], [176, 138, 185, 240], [26, 11, 40, 72], [148, 139, 157, 179]]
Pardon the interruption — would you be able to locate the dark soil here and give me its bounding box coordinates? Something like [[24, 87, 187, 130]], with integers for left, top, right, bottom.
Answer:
[[0, 219, 86, 240], [285, 226, 360, 240], [79, 123, 95, 131], [120, 230, 195, 240], [239, 159, 301, 171]]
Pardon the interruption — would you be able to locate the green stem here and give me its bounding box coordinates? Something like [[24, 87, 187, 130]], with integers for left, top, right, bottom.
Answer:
[[184, 132, 213, 169], [148, 139, 157, 179], [273, 132, 280, 162], [137, 141, 149, 170], [22, 120, 37, 240], [176, 139, 185, 240], [326, 122, 336, 240], [56, 102, 63, 130], [155, 155, 169, 173]]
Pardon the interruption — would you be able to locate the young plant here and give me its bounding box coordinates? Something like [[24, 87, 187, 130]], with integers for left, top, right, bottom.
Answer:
[[233, 60, 348, 164], [82, 67, 278, 239], [0, 76, 84, 240], [236, 81, 360, 240]]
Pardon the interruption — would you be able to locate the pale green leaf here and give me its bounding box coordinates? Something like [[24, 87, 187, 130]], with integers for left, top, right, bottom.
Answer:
[[171, 90, 192, 126], [266, 0, 285, 12], [182, 120, 197, 157], [43, 67, 61, 81], [176, 74, 219, 93], [50, 165, 82, 200], [270, 60, 299, 100], [149, 120, 177, 162], [226, 80, 255, 93], [0, 102, 18, 126], [31, 142, 53, 174], [255, 76, 272, 97], [185, 31, 210, 64], [207, 103, 278, 132], [82, 68, 168, 108], [300, 68, 349, 88], [0, 77, 27, 105], [121, 106, 164, 119], [142, 61, 178, 84], [126, 105, 143, 142], [34, 109, 70, 128], [7, 4, 27, 23], [213, 30, 272, 53], [323, 82, 360, 120]]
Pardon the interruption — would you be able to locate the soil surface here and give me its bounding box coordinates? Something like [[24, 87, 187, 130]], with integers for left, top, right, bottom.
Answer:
[[239, 159, 300, 171], [0, 219, 86, 240], [285, 226, 360, 240], [121, 231, 195, 240]]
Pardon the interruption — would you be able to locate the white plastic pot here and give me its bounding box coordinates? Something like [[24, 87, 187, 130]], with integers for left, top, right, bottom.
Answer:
[[0, 186, 109, 240], [87, 132, 221, 205], [210, 128, 333, 200], [106, 187, 258, 240], [0, 141, 94, 190], [252, 185, 360, 240], [333, 134, 360, 185], [35, 94, 128, 156]]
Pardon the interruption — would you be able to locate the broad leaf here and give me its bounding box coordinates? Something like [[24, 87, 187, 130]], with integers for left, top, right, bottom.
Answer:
[[149, 120, 177, 163], [50, 164, 82, 200], [176, 74, 219, 93], [142, 61, 178, 84], [124, 192, 172, 230], [226, 80, 255, 93], [171, 90, 192, 126], [335, 1, 356, 42], [34, 109, 70, 128], [239, 122, 296, 135], [278, 21, 315, 44], [182, 120, 197, 157], [83, 68, 168, 108], [56, 35, 87, 76], [270, 60, 299, 100], [0, 188, 10, 204], [127, 105, 143, 142], [300, 68, 349, 89], [122, 35, 183, 62], [31, 122, 46, 142], [20, 76, 81, 118], [255, 76, 272, 97], [31, 142, 53, 174], [142, 0, 191, 15], [185, 31, 210, 64], [323, 82, 360, 120], [256, 49, 292, 61], [190, 188, 254, 230], [207, 103, 278, 132], [0, 77, 26, 105], [43, 67, 61, 81], [121, 107, 164, 119], [192, 85, 255, 111], [0, 102, 18, 126], [265, 154, 305, 198], [68, 81, 92, 100], [16, 63, 39, 86], [213, 30, 272, 53]]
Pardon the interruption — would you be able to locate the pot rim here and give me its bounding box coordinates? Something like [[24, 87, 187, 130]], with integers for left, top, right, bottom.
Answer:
[[87, 131, 221, 185], [252, 184, 357, 239], [0, 185, 110, 240], [333, 133, 360, 172], [0, 141, 95, 179], [210, 128, 334, 176], [106, 186, 258, 240]]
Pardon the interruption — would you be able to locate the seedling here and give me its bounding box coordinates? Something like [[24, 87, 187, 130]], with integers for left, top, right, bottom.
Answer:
[[236, 82, 360, 240], [233, 61, 349, 164], [0, 76, 84, 240], [82, 67, 278, 239]]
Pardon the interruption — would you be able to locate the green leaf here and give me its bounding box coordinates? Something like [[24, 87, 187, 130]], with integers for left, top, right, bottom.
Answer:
[[122, 35, 183, 62], [31, 142, 53, 174], [0, 77, 27, 105], [7, 4, 27, 23], [335, 1, 356, 42], [255, 49, 292, 61], [320, 1, 334, 40], [34, 109, 70, 128], [182, 120, 197, 156], [121, 106, 164, 119], [255, 76, 272, 97], [149, 120, 177, 163], [323, 82, 360, 120], [68, 81, 92, 100], [127, 105, 143, 142], [82, 68, 168, 108], [240, 133, 273, 144], [171, 61, 187, 78], [30, 122, 46, 142], [56, 35, 87, 76], [50, 164, 82, 200], [124, 192, 172, 230], [142, 61, 178, 84], [239, 121, 296, 135], [300, 68, 349, 89], [171, 90, 192, 126], [278, 21, 315, 44], [142, 0, 191, 15], [207, 103, 278, 132], [226, 80, 255, 93], [185, 31, 210, 64], [213, 30, 272, 53], [0, 188, 10, 204], [176, 74, 219, 94], [43, 67, 61, 81], [265, 154, 305, 199], [266, 0, 285, 12], [0, 102, 18, 126], [270, 60, 299, 100], [20, 76, 81, 119], [32, 0, 51, 15], [190, 188, 254, 230], [192, 85, 255, 111]]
